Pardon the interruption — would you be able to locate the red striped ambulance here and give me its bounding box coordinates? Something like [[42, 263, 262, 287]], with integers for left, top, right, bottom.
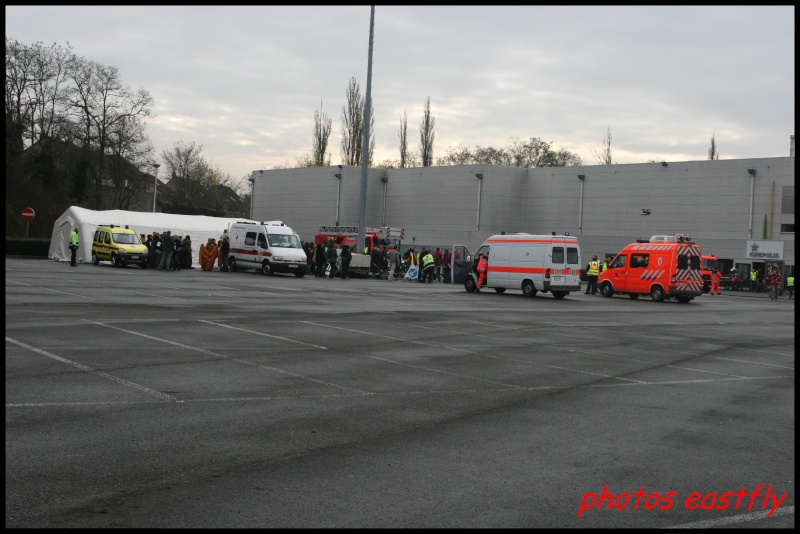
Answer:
[[598, 234, 703, 303], [453, 233, 582, 299]]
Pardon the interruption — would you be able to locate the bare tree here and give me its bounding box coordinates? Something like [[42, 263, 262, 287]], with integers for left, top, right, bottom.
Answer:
[[312, 101, 332, 166], [419, 96, 435, 167], [592, 125, 612, 165], [436, 136, 582, 168], [106, 115, 153, 210], [67, 60, 153, 209], [160, 141, 216, 212], [340, 77, 374, 166], [708, 131, 720, 160], [398, 110, 409, 168]]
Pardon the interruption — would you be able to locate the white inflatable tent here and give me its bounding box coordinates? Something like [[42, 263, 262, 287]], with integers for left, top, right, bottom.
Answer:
[[49, 206, 260, 266]]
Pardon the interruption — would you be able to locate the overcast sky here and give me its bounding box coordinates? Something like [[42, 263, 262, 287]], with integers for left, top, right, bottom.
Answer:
[[6, 6, 795, 188]]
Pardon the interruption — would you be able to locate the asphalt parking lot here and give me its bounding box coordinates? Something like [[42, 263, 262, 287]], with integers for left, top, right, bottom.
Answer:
[[5, 259, 795, 528]]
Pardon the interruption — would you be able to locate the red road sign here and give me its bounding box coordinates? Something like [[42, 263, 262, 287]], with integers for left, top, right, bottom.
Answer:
[[21, 207, 35, 221]]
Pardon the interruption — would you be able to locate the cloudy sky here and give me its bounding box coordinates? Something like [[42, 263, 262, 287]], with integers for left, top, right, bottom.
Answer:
[[6, 6, 795, 189]]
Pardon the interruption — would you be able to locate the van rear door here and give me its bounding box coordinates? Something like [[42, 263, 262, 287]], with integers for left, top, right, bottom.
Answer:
[[451, 245, 471, 284]]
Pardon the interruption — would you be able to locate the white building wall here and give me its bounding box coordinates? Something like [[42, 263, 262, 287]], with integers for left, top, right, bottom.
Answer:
[[251, 156, 794, 268]]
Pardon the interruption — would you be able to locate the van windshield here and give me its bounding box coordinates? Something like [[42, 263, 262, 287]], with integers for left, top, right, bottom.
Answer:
[[268, 234, 302, 248], [114, 234, 139, 244]]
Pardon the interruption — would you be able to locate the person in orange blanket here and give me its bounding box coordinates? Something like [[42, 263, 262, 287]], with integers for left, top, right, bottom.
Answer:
[[199, 238, 219, 271], [476, 253, 488, 291]]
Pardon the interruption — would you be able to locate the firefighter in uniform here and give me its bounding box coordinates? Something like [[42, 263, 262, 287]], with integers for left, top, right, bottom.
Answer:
[[710, 268, 722, 295], [476, 253, 488, 291], [585, 255, 600, 295]]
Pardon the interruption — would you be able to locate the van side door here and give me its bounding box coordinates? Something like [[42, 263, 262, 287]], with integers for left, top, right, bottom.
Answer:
[[625, 252, 651, 293], [487, 244, 508, 287]]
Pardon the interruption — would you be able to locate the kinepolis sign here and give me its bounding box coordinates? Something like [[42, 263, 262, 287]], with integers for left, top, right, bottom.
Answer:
[[746, 240, 784, 261]]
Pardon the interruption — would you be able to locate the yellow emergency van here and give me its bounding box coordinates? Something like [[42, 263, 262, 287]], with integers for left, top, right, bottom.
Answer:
[[91, 225, 149, 268]]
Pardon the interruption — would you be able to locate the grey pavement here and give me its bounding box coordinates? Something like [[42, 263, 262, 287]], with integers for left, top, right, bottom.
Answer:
[[5, 259, 795, 528]]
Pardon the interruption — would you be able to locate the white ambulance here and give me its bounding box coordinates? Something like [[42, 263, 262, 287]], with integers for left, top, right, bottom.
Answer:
[[227, 221, 307, 277], [452, 233, 582, 299]]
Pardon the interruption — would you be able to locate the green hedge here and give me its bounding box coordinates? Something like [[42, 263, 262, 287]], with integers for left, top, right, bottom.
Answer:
[[6, 238, 51, 257]]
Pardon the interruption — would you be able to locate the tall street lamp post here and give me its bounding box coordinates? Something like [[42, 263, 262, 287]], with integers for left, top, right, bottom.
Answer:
[[152, 163, 161, 212]]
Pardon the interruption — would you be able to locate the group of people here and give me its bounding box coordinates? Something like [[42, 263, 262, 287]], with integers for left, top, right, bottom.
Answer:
[[299, 241, 453, 283], [304, 241, 348, 279], [404, 246, 451, 283], [141, 229, 230, 272]]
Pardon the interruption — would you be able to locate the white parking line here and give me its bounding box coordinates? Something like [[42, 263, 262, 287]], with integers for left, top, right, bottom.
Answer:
[[199, 320, 327, 349], [81, 319, 370, 395], [6, 336, 177, 402], [666, 504, 794, 528]]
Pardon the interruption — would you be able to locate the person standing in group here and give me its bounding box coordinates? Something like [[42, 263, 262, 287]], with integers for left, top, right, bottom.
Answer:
[[157, 231, 173, 270], [152, 231, 162, 268], [441, 249, 452, 283], [220, 229, 228, 243], [420, 248, 436, 283], [180, 235, 192, 269], [387, 246, 401, 281], [749, 269, 758, 292], [476, 253, 488, 291], [340, 245, 352, 279], [219, 236, 231, 272], [710, 268, 722, 295], [585, 255, 600, 295], [406, 246, 418, 277], [304, 242, 314, 274], [433, 248, 443, 281], [768, 267, 782, 301], [370, 245, 383, 278], [314, 243, 326, 277], [68, 227, 80, 266], [326, 242, 339, 279], [170, 234, 182, 270]]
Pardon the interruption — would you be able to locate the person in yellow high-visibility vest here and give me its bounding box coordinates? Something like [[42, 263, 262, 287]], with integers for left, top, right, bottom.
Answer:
[[585, 255, 600, 295], [69, 227, 80, 266], [786, 274, 794, 300]]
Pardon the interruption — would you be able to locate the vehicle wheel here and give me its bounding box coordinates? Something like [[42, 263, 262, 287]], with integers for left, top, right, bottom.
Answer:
[[261, 261, 274, 276], [677, 296, 692, 303], [494, 287, 506, 294], [552, 291, 566, 299], [650, 286, 665, 302], [600, 283, 614, 298], [522, 280, 537, 297], [628, 293, 639, 299], [464, 276, 477, 293], [92, 253, 99, 265], [294, 271, 305, 278], [229, 258, 237, 272]]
